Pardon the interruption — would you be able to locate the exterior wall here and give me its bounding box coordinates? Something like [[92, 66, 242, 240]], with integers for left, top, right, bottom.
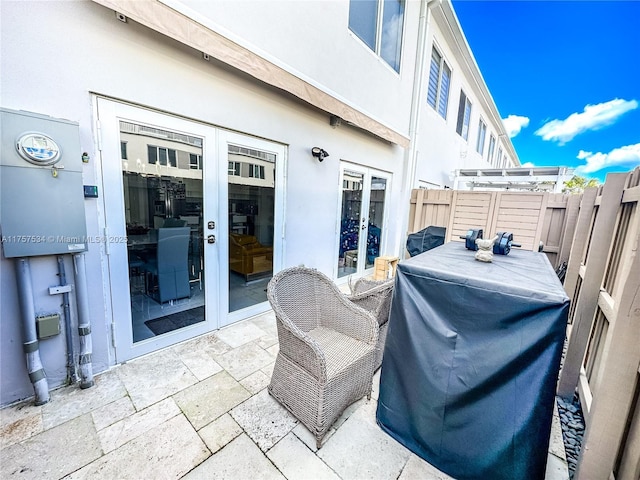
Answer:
[[0, 0, 518, 406], [174, 0, 419, 136], [0, 0, 406, 405], [413, 5, 518, 189]]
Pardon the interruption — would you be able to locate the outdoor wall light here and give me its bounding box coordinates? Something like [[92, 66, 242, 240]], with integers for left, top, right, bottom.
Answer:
[[311, 147, 329, 162]]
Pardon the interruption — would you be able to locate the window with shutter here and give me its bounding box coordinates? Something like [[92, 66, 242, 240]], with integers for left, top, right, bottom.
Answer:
[[456, 90, 472, 140], [427, 47, 451, 119]]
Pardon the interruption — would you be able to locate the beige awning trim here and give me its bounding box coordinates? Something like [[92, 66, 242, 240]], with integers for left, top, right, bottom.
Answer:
[[91, 0, 410, 148]]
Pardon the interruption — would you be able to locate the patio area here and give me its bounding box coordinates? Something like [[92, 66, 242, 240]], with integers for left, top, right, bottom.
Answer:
[[1, 310, 570, 480]]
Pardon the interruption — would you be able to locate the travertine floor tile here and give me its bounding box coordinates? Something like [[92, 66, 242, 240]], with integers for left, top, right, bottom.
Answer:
[[261, 361, 276, 379], [42, 370, 126, 429], [545, 453, 570, 480], [550, 403, 566, 461], [174, 371, 250, 430], [1, 414, 101, 480], [97, 397, 180, 453], [174, 331, 232, 357], [398, 455, 454, 480], [116, 349, 198, 410], [248, 311, 278, 335], [64, 414, 209, 480], [197, 413, 242, 453], [0, 402, 42, 448], [91, 396, 135, 431], [256, 333, 279, 350], [182, 433, 284, 480], [318, 400, 411, 479], [215, 321, 267, 348], [239, 370, 270, 394], [173, 345, 223, 381], [371, 368, 381, 400], [230, 389, 298, 451], [215, 342, 275, 381], [267, 432, 340, 480]]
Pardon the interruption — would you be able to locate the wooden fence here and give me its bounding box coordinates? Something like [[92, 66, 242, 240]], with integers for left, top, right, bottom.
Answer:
[[557, 168, 640, 480], [407, 188, 577, 267], [407, 168, 640, 478]]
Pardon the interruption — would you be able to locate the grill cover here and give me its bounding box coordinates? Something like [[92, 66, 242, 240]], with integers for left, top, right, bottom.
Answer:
[[377, 241, 569, 480], [406, 226, 446, 257]]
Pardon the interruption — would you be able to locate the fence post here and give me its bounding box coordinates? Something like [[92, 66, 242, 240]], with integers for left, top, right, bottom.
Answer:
[[556, 194, 581, 269], [557, 174, 628, 400], [561, 188, 598, 310], [574, 246, 640, 479]]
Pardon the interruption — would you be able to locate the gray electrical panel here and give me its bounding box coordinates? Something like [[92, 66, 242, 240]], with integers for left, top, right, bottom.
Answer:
[[0, 108, 87, 258]]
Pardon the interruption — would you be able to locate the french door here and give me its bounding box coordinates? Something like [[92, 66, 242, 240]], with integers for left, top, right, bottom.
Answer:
[[98, 99, 284, 361], [336, 163, 390, 279], [220, 130, 285, 327], [99, 99, 220, 362]]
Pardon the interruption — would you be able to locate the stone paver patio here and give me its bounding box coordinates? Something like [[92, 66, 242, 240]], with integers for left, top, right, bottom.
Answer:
[[1, 310, 569, 479]]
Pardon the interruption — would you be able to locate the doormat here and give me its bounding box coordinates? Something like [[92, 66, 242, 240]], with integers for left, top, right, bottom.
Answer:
[[145, 307, 205, 336]]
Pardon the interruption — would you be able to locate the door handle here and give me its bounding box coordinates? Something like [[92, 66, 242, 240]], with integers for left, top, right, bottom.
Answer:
[[207, 235, 216, 244]]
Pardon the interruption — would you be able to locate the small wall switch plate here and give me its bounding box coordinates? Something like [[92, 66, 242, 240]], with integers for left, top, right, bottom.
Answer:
[[84, 185, 98, 198]]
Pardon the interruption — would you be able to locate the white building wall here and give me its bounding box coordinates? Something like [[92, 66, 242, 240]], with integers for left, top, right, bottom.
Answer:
[[0, 0, 519, 406], [174, 0, 420, 136], [0, 0, 407, 405], [412, 6, 518, 189]]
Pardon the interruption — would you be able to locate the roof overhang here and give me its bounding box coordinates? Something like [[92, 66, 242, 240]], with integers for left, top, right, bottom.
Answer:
[[90, 0, 410, 148]]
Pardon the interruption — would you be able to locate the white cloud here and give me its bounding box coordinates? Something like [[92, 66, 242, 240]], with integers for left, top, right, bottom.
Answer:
[[575, 143, 640, 174], [502, 115, 530, 138], [535, 98, 638, 145], [520, 162, 535, 168]]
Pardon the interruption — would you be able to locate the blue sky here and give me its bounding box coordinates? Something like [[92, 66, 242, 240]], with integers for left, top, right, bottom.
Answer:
[[452, 0, 640, 182]]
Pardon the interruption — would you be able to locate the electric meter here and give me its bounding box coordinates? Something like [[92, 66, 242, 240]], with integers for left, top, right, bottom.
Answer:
[[16, 132, 61, 166]]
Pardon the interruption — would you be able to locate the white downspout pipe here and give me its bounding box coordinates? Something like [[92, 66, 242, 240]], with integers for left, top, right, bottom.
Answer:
[[398, 0, 440, 259], [73, 253, 94, 389], [15, 258, 50, 405]]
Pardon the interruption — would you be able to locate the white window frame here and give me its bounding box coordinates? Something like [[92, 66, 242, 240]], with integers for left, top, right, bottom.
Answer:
[[476, 119, 487, 155], [248, 164, 265, 179], [427, 46, 451, 119], [190, 153, 202, 170], [348, 0, 405, 73], [456, 90, 472, 141], [147, 145, 177, 167], [228, 161, 241, 176], [487, 134, 496, 164]]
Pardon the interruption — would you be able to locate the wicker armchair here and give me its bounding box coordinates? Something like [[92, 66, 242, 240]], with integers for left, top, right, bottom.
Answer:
[[347, 277, 395, 370], [267, 267, 378, 449]]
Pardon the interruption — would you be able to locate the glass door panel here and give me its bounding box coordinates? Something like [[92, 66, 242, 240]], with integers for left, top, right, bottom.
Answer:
[[337, 170, 364, 278], [227, 144, 276, 312], [120, 121, 205, 342], [365, 177, 387, 269], [99, 98, 218, 362], [336, 165, 390, 279]]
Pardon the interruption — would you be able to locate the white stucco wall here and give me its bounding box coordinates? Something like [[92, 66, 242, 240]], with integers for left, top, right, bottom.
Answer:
[[174, 0, 420, 136], [413, 14, 518, 188], [0, 0, 406, 405]]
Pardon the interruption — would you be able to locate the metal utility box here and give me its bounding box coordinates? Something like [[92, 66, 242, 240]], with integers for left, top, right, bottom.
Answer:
[[0, 108, 87, 257], [36, 314, 61, 339]]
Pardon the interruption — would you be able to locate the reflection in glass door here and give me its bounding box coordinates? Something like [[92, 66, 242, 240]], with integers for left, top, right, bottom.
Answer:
[[337, 165, 389, 278], [227, 144, 276, 312], [99, 98, 219, 363], [120, 121, 206, 342]]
